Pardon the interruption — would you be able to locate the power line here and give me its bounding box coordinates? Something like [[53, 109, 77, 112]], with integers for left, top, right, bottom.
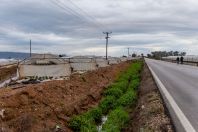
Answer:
[[50, 0, 97, 32], [66, 0, 106, 31], [61, 0, 105, 31], [58, 0, 104, 31], [49, 0, 83, 19], [50, 0, 105, 32], [56, 0, 87, 20]]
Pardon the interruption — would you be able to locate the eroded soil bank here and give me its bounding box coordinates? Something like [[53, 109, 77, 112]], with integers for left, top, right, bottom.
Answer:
[[0, 61, 131, 131], [123, 62, 174, 132]]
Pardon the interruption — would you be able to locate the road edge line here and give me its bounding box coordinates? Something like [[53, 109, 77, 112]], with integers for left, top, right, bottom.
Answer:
[[147, 63, 196, 132]]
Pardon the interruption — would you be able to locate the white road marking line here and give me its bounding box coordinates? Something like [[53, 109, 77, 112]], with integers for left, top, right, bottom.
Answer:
[[147, 62, 196, 132]]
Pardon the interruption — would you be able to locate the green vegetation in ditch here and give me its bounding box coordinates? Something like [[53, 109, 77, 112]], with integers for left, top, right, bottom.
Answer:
[[69, 60, 143, 131], [102, 107, 129, 132]]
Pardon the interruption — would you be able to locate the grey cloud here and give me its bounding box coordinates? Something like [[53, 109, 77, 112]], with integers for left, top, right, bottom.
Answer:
[[0, 0, 198, 56]]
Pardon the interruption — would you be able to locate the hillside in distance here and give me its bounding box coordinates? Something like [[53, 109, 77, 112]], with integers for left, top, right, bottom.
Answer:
[[0, 52, 30, 59]]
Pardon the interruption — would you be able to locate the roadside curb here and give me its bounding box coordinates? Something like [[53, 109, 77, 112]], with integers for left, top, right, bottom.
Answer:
[[146, 60, 196, 132]]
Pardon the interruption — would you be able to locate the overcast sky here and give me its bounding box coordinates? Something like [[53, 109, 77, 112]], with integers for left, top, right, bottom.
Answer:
[[0, 0, 198, 56]]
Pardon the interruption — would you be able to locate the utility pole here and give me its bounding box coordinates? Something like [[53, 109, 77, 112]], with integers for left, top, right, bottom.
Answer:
[[127, 48, 130, 57], [103, 32, 112, 60], [30, 39, 32, 57]]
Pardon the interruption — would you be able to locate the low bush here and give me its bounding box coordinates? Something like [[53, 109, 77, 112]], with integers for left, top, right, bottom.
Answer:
[[117, 90, 137, 107], [104, 87, 123, 98], [116, 73, 131, 82], [129, 78, 140, 90], [69, 109, 100, 131], [109, 80, 129, 93], [99, 96, 116, 114], [87, 107, 102, 123], [80, 122, 98, 132], [131, 74, 140, 80], [69, 115, 89, 131], [102, 107, 129, 131]]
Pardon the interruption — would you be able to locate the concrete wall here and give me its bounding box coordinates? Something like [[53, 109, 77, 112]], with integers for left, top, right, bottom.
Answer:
[[19, 57, 134, 77], [120, 58, 128, 62], [19, 64, 71, 77], [70, 62, 97, 72], [96, 59, 109, 67], [69, 58, 93, 63], [108, 58, 120, 64]]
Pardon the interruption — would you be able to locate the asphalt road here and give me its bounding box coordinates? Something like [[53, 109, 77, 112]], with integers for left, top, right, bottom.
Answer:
[[145, 59, 198, 131]]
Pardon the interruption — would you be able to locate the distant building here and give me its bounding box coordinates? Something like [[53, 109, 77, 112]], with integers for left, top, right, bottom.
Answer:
[[19, 54, 71, 78]]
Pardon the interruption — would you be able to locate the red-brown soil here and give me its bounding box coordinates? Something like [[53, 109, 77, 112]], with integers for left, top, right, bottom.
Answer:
[[123, 62, 174, 132], [0, 61, 131, 132]]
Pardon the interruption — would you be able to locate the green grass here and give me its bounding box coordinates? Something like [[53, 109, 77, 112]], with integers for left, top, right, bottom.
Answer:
[[69, 60, 143, 132], [99, 96, 117, 114], [116, 89, 137, 107], [108, 80, 129, 93], [129, 78, 140, 90], [102, 107, 129, 132], [104, 87, 123, 98], [88, 108, 103, 123], [69, 108, 102, 131], [69, 115, 93, 131]]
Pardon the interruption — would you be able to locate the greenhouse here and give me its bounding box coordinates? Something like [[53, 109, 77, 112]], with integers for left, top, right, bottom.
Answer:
[[19, 54, 71, 78]]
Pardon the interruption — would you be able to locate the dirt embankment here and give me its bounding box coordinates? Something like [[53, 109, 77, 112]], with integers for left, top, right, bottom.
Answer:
[[123, 62, 174, 132], [0, 66, 17, 82], [0, 61, 131, 131]]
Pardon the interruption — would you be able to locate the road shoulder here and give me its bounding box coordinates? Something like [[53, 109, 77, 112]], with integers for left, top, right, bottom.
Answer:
[[123, 61, 174, 131], [146, 59, 196, 132]]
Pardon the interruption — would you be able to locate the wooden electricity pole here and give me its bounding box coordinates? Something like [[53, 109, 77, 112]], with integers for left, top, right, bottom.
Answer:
[[103, 32, 112, 60]]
